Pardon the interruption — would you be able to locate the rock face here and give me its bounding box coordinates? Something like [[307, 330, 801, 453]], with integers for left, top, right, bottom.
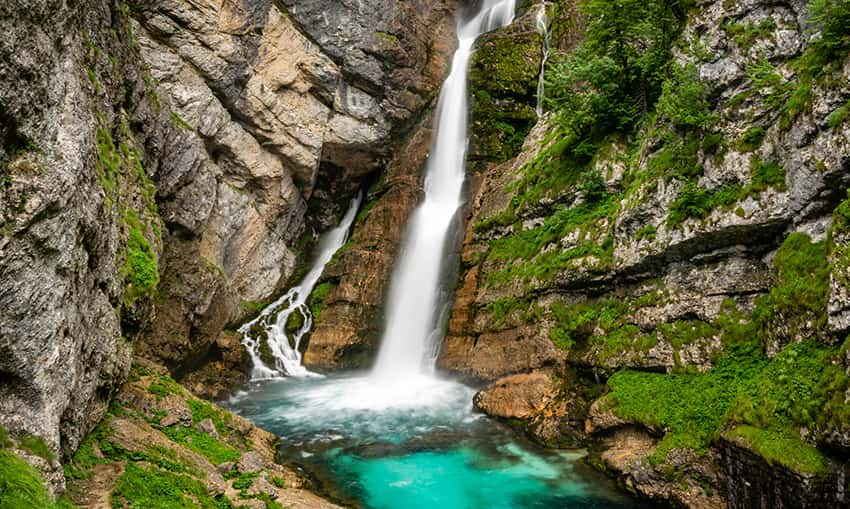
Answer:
[[0, 0, 457, 485], [303, 110, 441, 369], [441, 0, 850, 506], [722, 439, 849, 509]]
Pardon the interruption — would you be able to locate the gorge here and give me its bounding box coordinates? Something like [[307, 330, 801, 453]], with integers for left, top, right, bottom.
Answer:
[[1, 0, 849, 508]]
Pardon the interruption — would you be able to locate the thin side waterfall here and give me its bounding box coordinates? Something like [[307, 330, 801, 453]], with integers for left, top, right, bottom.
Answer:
[[535, 1, 551, 118], [370, 0, 516, 382], [240, 193, 362, 379]]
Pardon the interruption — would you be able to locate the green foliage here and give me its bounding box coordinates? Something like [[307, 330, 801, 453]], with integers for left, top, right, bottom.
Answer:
[[657, 64, 713, 130], [308, 282, 335, 322], [112, 462, 233, 509], [666, 160, 785, 225], [723, 18, 777, 51], [725, 426, 827, 475], [18, 435, 54, 463], [828, 100, 850, 130], [667, 182, 738, 225], [604, 233, 840, 472], [748, 159, 786, 193], [737, 127, 766, 152], [239, 300, 271, 317], [124, 210, 160, 305], [808, 0, 850, 67], [546, 0, 694, 136], [148, 375, 183, 400], [231, 472, 258, 491], [607, 342, 768, 458], [0, 427, 10, 449], [751, 233, 829, 337], [0, 450, 76, 509], [157, 422, 239, 466], [647, 132, 704, 181]]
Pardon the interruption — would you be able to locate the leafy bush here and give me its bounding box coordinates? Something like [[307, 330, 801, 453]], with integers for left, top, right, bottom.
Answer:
[[657, 64, 713, 130]]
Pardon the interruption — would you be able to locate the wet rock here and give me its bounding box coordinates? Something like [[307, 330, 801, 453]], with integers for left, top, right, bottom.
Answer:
[[473, 372, 558, 419]]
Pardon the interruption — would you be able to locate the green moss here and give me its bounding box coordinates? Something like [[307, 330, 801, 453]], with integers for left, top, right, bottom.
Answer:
[[18, 435, 53, 463], [157, 425, 239, 466], [170, 111, 193, 131], [148, 375, 183, 400], [737, 127, 766, 152], [123, 210, 160, 305], [722, 18, 777, 51], [725, 426, 827, 475], [751, 233, 829, 338], [239, 300, 271, 317], [828, 100, 850, 130], [0, 427, 10, 449], [308, 282, 335, 322], [187, 399, 230, 436], [111, 462, 234, 509]]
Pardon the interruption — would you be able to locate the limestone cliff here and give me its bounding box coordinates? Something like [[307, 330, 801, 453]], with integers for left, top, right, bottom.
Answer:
[[0, 0, 455, 493], [441, 0, 850, 506]]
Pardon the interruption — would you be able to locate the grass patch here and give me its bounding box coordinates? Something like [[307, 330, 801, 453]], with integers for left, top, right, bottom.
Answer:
[[0, 450, 75, 509], [158, 426, 239, 466], [111, 462, 233, 509], [725, 426, 827, 475], [18, 435, 54, 463]]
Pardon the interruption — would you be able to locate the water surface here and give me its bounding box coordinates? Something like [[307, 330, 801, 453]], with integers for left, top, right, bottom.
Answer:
[[226, 375, 648, 509]]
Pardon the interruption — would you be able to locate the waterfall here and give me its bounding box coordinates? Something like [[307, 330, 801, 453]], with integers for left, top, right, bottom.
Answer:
[[370, 0, 516, 381], [240, 193, 362, 379], [535, 1, 551, 118]]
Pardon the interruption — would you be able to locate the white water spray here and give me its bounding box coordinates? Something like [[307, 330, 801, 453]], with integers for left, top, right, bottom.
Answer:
[[240, 193, 362, 379], [370, 0, 516, 382], [535, 1, 551, 118]]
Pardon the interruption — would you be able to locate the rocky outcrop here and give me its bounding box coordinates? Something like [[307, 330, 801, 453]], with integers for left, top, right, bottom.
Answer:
[[472, 371, 586, 447], [64, 364, 343, 509], [721, 438, 849, 509]]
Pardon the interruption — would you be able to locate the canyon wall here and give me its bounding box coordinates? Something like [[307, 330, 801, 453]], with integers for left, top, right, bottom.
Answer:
[[0, 0, 456, 488], [441, 0, 850, 507]]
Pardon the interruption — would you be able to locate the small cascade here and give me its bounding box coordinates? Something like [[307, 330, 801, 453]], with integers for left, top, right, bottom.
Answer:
[[535, 1, 551, 118], [369, 0, 517, 382], [240, 193, 362, 379]]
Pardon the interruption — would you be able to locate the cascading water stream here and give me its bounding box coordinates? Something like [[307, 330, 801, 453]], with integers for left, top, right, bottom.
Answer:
[[370, 0, 517, 382], [240, 193, 362, 379], [535, 1, 551, 118]]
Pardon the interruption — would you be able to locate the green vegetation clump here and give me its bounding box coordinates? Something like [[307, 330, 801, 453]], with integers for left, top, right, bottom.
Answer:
[[603, 233, 842, 473], [112, 462, 234, 509], [0, 450, 77, 509], [124, 210, 160, 305], [18, 435, 54, 463], [737, 127, 766, 152], [751, 233, 829, 338], [722, 18, 777, 51], [725, 426, 828, 475], [308, 282, 336, 321]]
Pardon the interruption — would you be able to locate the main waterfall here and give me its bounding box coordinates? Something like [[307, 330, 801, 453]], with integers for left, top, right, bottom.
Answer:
[[371, 0, 517, 381]]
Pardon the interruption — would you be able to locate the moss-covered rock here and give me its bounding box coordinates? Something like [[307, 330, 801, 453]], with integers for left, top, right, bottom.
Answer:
[[468, 12, 541, 172]]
